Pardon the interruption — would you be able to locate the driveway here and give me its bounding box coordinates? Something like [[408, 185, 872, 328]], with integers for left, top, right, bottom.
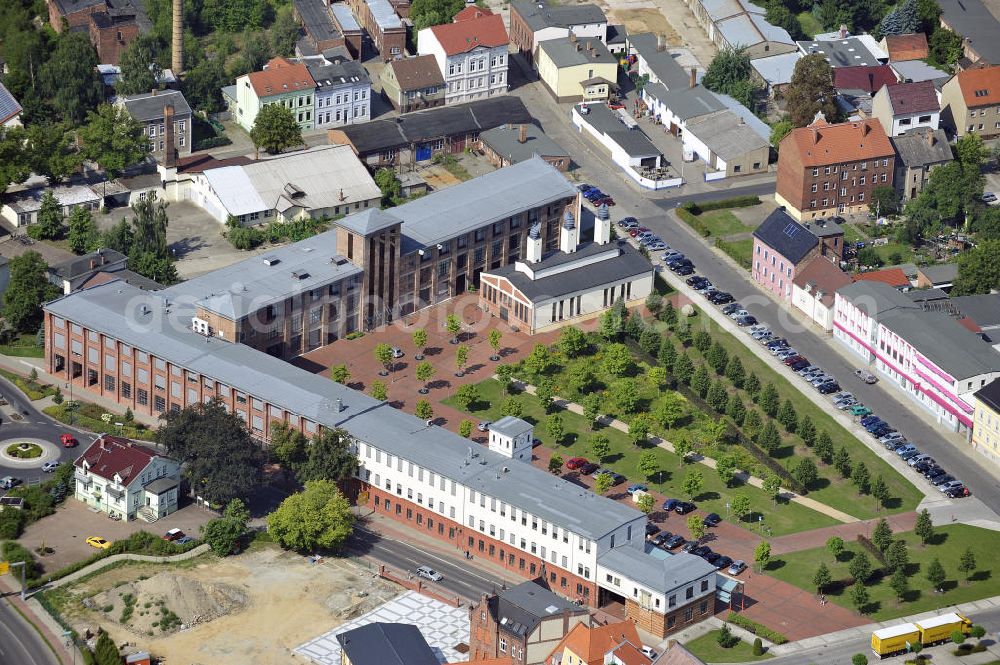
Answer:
[[16, 498, 214, 575]]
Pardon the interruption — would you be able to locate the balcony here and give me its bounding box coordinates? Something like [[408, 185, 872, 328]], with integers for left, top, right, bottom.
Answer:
[[74, 471, 92, 487]]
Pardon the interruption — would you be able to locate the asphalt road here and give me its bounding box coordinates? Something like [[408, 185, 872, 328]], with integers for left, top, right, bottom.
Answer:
[[0, 594, 60, 665], [637, 209, 1000, 513], [348, 526, 507, 602], [767, 606, 1000, 665]]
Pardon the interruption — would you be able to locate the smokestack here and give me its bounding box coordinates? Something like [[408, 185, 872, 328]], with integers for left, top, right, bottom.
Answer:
[[172, 0, 183, 74], [163, 104, 176, 167], [518, 124, 527, 143], [689, 68, 697, 88]]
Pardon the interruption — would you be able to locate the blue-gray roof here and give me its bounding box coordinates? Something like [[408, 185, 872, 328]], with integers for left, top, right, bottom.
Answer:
[[655, 85, 725, 121], [336, 623, 439, 665], [512, 0, 607, 31], [580, 103, 662, 158], [938, 0, 1000, 65], [366, 0, 402, 30], [539, 37, 615, 68], [629, 33, 692, 89], [45, 281, 644, 541], [598, 546, 716, 594], [0, 80, 22, 124], [752, 208, 818, 264], [331, 3, 361, 31], [480, 124, 569, 164], [751, 51, 802, 87], [489, 416, 533, 438]]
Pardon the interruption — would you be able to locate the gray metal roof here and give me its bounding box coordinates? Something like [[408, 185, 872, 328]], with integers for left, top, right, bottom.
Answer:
[[879, 307, 1000, 380], [539, 37, 614, 68], [752, 208, 818, 264], [484, 241, 652, 302], [835, 280, 919, 317], [606, 24, 627, 45], [50, 248, 127, 280], [391, 156, 578, 249], [336, 208, 403, 236], [598, 546, 716, 593], [5, 184, 101, 213], [491, 581, 586, 637], [581, 103, 662, 158], [0, 80, 22, 124], [918, 262, 958, 285], [717, 11, 793, 48], [366, 0, 402, 30], [714, 93, 772, 141], [512, 0, 607, 32], [684, 110, 769, 159], [800, 218, 844, 238], [335, 623, 439, 665], [120, 89, 192, 122], [890, 128, 953, 168], [629, 33, 693, 90], [489, 415, 533, 438], [890, 59, 951, 86], [751, 51, 802, 87], [331, 3, 361, 31], [797, 38, 883, 68], [939, 0, 1000, 65], [480, 123, 569, 164], [45, 281, 644, 541], [295, 0, 342, 43], [655, 84, 725, 121], [951, 293, 1000, 329]]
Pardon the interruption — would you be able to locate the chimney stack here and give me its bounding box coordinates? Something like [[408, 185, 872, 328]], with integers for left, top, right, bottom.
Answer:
[[559, 209, 578, 254], [89, 259, 97, 269], [172, 0, 183, 74], [151, 87, 157, 96], [526, 223, 543, 263], [163, 104, 176, 168], [689, 67, 697, 88], [926, 129, 935, 146], [518, 124, 527, 144], [657, 34, 666, 51], [585, 40, 591, 51]]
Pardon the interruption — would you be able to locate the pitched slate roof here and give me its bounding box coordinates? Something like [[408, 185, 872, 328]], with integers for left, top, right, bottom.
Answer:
[[539, 36, 614, 68], [833, 65, 898, 93], [488, 581, 585, 637], [974, 378, 1000, 413], [246, 57, 315, 98], [954, 65, 1000, 106], [684, 110, 769, 158], [480, 123, 569, 163], [428, 10, 508, 56], [752, 207, 818, 264], [780, 117, 894, 167], [75, 434, 160, 485], [0, 80, 24, 125], [938, 0, 1000, 65], [511, 0, 607, 31], [884, 33, 928, 61], [891, 128, 952, 168], [336, 623, 439, 665], [388, 55, 444, 91], [884, 79, 939, 115], [120, 89, 191, 122]]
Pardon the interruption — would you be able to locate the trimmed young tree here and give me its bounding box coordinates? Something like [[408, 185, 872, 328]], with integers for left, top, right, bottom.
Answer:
[[637, 493, 655, 514], [871, 518, 893, 552], [834, 446, 853, 477], [826, 536, 845, 560], [454, 344, 470, 375], [792, 458, 818, 489], [682, 468, 704, 500], [445, 313, 462, 344], [590, 434, 611, 463], [688, 514, 706, 542], [374, 343, 394, 375], [777, 398, 797, 433], [370, 380, 388, 401], [459, 420, 474, 438], [674, 437, 693, 467], [595, 472, 615, 495], [763, 474, 782, 506], [758, 420, 781, 455], [546, 413, 565, 444], [716, 453, 739, 488], [850, 581, 871, 614], [725, 393, 746, 426], [731, 493, 751, 523], [488, 329, 502, 360], [872, 475, 890, 511], [798, 414, 816, 445], [629, 414, 653, 447], [548, 454, 564, 474], [583, 393, 602, 428], [330, 364, 351, 384], [814, 430, 834, 463], [885, 539, 909, 574], [813, 562, 832, 594], [453, 384, 480, 411], [754, 540, 771, 572], [890, 566, 909, 604], [914, 508, 934, 546], [412, 328, 428, 359], [849, 552, 872, 584], [501, 397, 524, 418], [724, 355, 745, 387], [415, 399, 433, 421], [656, 392, 687, 429], [758, 383, 780, 417], [851, 461, 871, 494], [958, 547, 977, 583], [415, 361, 434, 393]]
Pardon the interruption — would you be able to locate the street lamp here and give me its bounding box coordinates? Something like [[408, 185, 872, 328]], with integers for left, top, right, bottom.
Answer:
[[758, 515, 763, 533], [725, 501, 731, 519]]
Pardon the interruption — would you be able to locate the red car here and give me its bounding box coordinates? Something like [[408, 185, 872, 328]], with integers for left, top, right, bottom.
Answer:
[[162, 528, 185, 541], [60, 433, 78, 448], [565, 457, 589, 470]]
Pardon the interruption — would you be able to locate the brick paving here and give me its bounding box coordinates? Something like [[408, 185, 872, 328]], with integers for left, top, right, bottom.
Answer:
[[735, 571, 867, 640], [770, 511, 919, 556]]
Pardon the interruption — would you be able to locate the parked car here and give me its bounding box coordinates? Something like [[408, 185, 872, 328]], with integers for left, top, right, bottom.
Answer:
[[391, 346, 404, 358], [645, 523, 661, 537], [416, 565, 443, 581], [87, 536, 112, 549], [899, 449, 921, 462], [686, 275, 709, 287], [674, 264, 695, 276], [784, 356, 807, 367], [665, 534, 686, 549], [60, 433, 78, 448], [912, 460, 935, 473], [596, 470, 626, 485], [721, 303, 743, 316], [945, 485, 971, 498], [682, 541, 699, 552], [175, 536, 195, 544], [709, 291, 734, 305], [619, 217, 639, 228], [884, 440, 907, 452], [705, 552, 722, 565], [703, 513, 722, 527], [818, 382, 841, 394], [931, 474, 956, 487], [878, 432, 904, 444], [477, 421, 491, 432], [662, 498, 679, 511], [627, 483, 648, 495], [642, 646, 658, 660], [0, 476, 20, 490], [790, 359, 811, 371], [937, 480, 965, 493], [579, 462, 599, 474], [855, 368, 878, 384], [566, 457, 589, 470], [907, 453, 932, 466], [729, 309, 750, 320], [924, 467, 947, 481], [983, 192, 998, 204], [691, 545, 712, 558], [41, 461, 61, 473], [163, 528, 185, 541], [715, 555, 734, 570], [836, 399, 859, 410], [651, 532, 671, 546], [751, 330, 773, 341], [766, 339, 789, 350], [675, 501, 697, 515], [851, 405, 873, 417], [728, 560, 747, 575], [736, 315, 758, 327]]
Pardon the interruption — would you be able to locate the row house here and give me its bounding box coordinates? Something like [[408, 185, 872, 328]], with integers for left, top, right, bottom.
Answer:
[[833, 280, 1000, 436], [751, 207, 844, 301], [509, 0, 608, 66], [775, 115, 895, 220], [890, 127, 953, 201], [380, 56, 446, 113], [43, 279, 713, 638], [235, 57, 317, 132], [344, 0, 406, 60], [304, 57, 372, 129], [119, 89, 193, 166], [418, 7, 509, 106], [870, 80, 940, 137], [940, 65, 1000, 139]]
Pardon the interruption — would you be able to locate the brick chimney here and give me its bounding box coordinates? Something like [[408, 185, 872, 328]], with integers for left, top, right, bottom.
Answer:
[[862, 122, 871, 137], [585, 40, 591, 51], [657, 34, 666, 51], [518, 124, 527, 143], [163, 104, 176, 167], [689, 68, 697, 88], [926, 129, 935, 146]]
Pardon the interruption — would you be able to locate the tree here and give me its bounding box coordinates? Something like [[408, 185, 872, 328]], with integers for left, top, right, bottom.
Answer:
[[94, 630, 121, 665], [724, 356, 745, 387], [639, 328, 661, 356], [770, 119, 794, 151], [849, 552, 872, 583], [731, 493, 752, 522], [660, 300, 677, 326], [602, 343, 633, 376], [250, 104, 302, 155], [792, 458, 818, 489], [267, 480, 354, 551], [203, 0, 266, 31], [374, 343, 394, 375], [445, 314, 462, 344], [488, 329, 502, 360], [725, 394, 746, 426], [890, 567, 909, 604], [412, 328, 428, 358], [702, 45, 760, 110], [636, 451, 659, 483], [599, 301, 626, 340], [158, 400, 262, 504], [798, 414, 816, 446], [869, 185, 900, 217], [415, 361, 435, 392], [610, 379, 640, 414], [647, 366, 668, 388], [630, 415, 653, 447], [928, 27, 964, 69], [763, 474, 782, 505], [536, 379, 554, 412], [202, 499, 251, 555], [495, 363, 515, 396], [459, 420, 473, 438], [645, 292, 663, 315], [852, 654, 869, 665], [872, 518, 893, 552], [758, 420, 781, 455], [80, 104, 150, 180], [953, 239, 1000, 295], [754, 540, 771, 571], [415, 399, 433, 421], [872, 475, 890, 510], [851, 461, 871, 494], [674, 437, 693, 466], [958, 547, 977, 583], [410, 0, 465, 30], [716, 453, 739, 487], [813, 562, 832, 594], [548, 454, 564, 474], [971, 625, 986, 639], [590, 434, 611, 462], [674, 353, 695, 384], [688, 514, 706, 542], [370, 380, 388, 401], [706, 341, 729, 374], [330, 364, 351, 384], [546, 413, 565, 444], [3, 252, 60, 333], [758, 383, 780, 417], [752, 638, 763, 657], [786, 54, 841, 127], [717, 623, 736, 648], [952, 631, 966, 646], [27, 190, 64, 240], [270, 5, 302, 56], [878, 0, 919, 35], [581, 393, 601, 428], [182, 55, 228, 113], [827, 536, 845, 560], [454, 384, 480, 411], [0, 126, 30, 196], [850, 581, 871, 613], [924, 556, 946, 592], [117, 35, 162, 96], [24, 122, 80, 185], [41, 31, 103, 124], [777, 398, 798, 433], [682, 469, 704, 499], [707, 380, 728, 412], [595, 472, 615, 495], [455, 344, 470, 375], [743, 372, 761, 399], [834, 446, 853, 477], [270, 421, 308, 473], [691, 365, 711, 397], [67, 207, 100, 254], [559, 326, 588, 358], [636, 493, 655, 514], [916, 513, 934, 547], [885, 539, 909, 574], [815, 430, 834, 463], [743, 408, 763, 441], [296, 428, 358, 484]]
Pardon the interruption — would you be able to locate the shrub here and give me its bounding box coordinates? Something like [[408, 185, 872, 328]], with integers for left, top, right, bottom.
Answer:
[[726, 612, 789, 644], [1, 541, 39, 579], [752, 638, 763, 656]]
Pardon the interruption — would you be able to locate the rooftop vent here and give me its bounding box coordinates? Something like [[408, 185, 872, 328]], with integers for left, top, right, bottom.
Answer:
[[331, 256, 349, 265], [528, 222, 541, 240], [283, 182, 305, 198], [262, 255, 280, 266], [291, 270, 310, 280], [563, 209, 575, 230]]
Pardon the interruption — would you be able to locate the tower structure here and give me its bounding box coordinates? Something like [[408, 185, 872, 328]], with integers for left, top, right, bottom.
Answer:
[[171, 0, 183, 74]]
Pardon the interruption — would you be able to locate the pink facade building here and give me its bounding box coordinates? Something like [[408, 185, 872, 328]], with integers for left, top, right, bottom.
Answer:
[[751, 208, 844, 301], [833, 281, 1000, 435]]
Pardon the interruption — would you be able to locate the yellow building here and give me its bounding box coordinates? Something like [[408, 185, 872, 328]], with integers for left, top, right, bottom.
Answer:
[[537, 37, 619, 103], [973, 378, 1000, 459]]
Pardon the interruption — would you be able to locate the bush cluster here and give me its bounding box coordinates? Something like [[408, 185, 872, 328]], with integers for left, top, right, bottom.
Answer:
[[727, 612, 789, 644]]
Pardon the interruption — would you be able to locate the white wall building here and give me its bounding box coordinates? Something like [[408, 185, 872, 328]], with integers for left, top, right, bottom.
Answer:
[[304, 56, 372, 129], [418, 7, 510, 105]]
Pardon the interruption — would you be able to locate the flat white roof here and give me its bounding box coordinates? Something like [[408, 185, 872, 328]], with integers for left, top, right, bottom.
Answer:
[[873, 623, 919, 639]]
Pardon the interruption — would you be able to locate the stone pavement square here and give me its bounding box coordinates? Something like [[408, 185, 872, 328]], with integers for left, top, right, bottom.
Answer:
[[294, 590, 469, 665]]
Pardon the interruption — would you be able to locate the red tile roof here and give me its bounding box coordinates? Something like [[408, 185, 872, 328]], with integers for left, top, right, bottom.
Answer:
[[75, 435, 159, 485], [884, 33, 928, 61], [793, 255, 853, 305], [781, 117, 895, 167], [246, 57, 315, 98], [429, 12, 508, 56], [833, 65, 898, 93], [885, 80, 940, 115], [453, 5, 493, 21], [853, 267, 910, 288], [956, 65, 1000, 106], [552, 622, 649, 665]]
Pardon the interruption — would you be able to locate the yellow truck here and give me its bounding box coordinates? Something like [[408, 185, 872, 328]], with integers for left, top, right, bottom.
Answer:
[[871, 613, 973, 658]]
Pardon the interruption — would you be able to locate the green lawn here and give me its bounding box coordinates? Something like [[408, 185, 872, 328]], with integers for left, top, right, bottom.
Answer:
[[796, 11, 823, 38], [444, 379, 842, 536], [842, 224, 869, 245], [768, 524, 1000, 621], [872, 241, 915, 266], [699, 211, 751, 237], [716, 238, 754, 270], [681, 312, 922, 519], [685, 630, 774, 663], [0, 333, 44, 358]]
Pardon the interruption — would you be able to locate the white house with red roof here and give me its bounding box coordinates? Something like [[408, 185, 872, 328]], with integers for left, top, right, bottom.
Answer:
[[74, 434, 181, 522], [417, 7, 509, 106]]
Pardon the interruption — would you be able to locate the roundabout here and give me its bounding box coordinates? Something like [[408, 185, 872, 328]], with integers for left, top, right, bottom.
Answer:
[[0, 437, 62, 467]]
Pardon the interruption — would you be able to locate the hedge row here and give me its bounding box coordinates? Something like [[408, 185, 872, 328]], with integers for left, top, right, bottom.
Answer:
[[856, 534, 887, 567], [727, 611, 789, 644], [193, 136, 232, 151], [686, 195, 761, 214], [734, 430, 808, 495], [676, 208, 710, 237]]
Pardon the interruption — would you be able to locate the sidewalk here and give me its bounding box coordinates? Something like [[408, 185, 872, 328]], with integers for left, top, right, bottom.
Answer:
[[770, 511, 918, 556], [0, 574, 82, 665]]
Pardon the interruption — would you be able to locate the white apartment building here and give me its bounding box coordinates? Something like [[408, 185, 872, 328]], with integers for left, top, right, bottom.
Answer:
[[417, 7, 510, 105], [305, 57, 372, 129]]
